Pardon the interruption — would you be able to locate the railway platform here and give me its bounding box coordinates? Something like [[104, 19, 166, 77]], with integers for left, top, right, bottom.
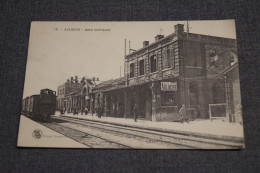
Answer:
[[55, 112, 244, 143]]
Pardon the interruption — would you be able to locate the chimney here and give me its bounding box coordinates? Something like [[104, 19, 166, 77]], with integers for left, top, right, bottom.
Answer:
[[143, 41, 149, 47], [155, 35, 164, 42], [174, 24, 184, 35]]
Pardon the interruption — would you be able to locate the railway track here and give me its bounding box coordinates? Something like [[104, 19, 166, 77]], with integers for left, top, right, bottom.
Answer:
[[30, 116, 132, 148], [46, 116, 243, 149]]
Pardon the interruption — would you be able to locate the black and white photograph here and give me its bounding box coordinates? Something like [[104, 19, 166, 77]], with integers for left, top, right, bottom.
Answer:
[[17, 20, 244, 149]]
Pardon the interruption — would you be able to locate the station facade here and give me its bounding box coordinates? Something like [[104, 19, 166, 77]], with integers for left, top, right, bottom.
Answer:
[[89, 24, 241, 122]]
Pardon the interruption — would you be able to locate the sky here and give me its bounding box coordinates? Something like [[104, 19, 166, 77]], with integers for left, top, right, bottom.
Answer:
[[23, 20, 236, 97]]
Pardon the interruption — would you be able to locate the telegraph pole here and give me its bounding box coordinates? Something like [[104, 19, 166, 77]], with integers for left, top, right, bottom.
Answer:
[[184, 20, 191, 113], [120, 66, 121, 78], [129, 40, 130, 54], [125, 39, 126, 57], [186, 20, 190, 36]]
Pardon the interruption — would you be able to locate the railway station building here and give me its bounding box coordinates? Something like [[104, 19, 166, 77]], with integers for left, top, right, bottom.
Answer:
[[57, 76, 96, 113], [89, 24, 241, 122]]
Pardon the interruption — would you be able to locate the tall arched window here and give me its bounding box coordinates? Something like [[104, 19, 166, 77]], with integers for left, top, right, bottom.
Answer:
[[167, 49, 171, 68], [139, 59, 145, 75], [170, 49, 175, 69], [162, 49, 167, 69], [150, 55, 157, 73], [162, 48, 175, 69], [130, 63, 135, 78]]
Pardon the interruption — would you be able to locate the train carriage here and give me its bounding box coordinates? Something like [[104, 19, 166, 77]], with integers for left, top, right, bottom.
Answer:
[[22, 99, 26, 114], [22, 97, 30, 115], [28, 95, 40, 116]]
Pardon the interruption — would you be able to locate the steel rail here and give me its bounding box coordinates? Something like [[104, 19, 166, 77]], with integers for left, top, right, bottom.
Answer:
[[54, 116, 231, 149], [57, 116, 242, 148]]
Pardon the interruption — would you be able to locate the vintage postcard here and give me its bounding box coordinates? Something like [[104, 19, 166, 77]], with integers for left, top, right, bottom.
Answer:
[[17, 20, 245, 149]]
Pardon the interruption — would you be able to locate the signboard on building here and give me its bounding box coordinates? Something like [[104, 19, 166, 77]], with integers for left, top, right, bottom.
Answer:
[[161, 82, 177, 91], [209, 103, 228, 121]]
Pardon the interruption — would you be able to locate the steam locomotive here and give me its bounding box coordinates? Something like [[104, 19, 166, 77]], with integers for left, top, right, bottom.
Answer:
[[22, 88, 56, 119]]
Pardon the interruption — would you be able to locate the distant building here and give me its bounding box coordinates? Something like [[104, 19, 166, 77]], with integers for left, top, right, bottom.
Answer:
[[57, 76, 82, 112], [57, 76, 96, 113], [89, 24, 240, 122]]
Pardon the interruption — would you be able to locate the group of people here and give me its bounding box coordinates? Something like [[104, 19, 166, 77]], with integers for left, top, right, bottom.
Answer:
[[59, 103, 190, 123], [59, 106, 89, 116]]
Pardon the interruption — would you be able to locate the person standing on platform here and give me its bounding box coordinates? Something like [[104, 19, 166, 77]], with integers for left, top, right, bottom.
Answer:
[[97, 104, 103, 118], [179, 104, 189, 123], [73, 105, 78, 115], [60, 107, 64, 115], [133, 104, 138, 122], [84, 107, 89, 115]]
